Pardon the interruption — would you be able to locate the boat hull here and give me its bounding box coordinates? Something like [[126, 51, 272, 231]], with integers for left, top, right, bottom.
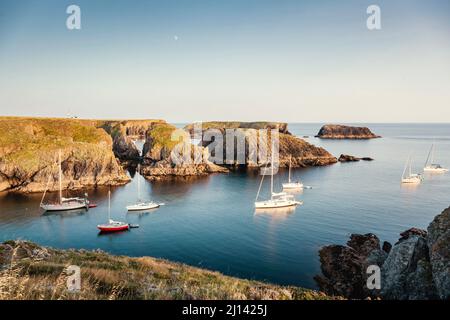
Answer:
[[254, 200, 302, 209], [126, 203, 160, 211], [424, 167, 448, 173], [282, 183, 304, 189], [41, 203, 87, 211], [401, 178, 422, 184], [97, 224, 130, 232]]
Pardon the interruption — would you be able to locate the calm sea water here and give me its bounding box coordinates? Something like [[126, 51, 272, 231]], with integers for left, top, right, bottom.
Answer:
[[1, 123, 449, 289]]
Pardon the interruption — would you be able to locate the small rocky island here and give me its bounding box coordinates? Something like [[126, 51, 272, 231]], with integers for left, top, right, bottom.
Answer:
[[315, 206, 450, 300], [316, 124, 381, 139]]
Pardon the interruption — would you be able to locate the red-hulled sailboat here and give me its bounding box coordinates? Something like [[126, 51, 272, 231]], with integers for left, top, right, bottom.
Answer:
[[97, 190, 129, 233]]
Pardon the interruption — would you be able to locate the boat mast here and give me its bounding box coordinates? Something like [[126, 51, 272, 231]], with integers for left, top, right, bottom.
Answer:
[[271, 142, 274, 200], [288, 155, 292, 183], [430, 144, 435, 164], [409, 157, 412, 177], [137, 164, 141, 201], [58, 149, 62, 204], [108, 190, 111, 221], [402, 157, 409, 179]]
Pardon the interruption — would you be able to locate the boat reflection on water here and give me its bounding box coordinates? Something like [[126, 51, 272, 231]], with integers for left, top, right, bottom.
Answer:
[[127, 207, 159, 218], [97, 229, 130, 237], [254, 206, 297, 222]]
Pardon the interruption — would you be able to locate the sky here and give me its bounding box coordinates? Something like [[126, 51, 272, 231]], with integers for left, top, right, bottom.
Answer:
[[0, 0, 449, 123]]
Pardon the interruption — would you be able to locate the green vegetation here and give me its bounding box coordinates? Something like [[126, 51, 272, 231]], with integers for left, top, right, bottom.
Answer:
[[0, 117, 112, 173], [0, 241, 337, 300], [184, 121, 286, 131], [146, 123, 188, 152]]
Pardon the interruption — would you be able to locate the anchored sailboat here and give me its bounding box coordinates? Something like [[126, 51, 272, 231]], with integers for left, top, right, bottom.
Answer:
[[126, 165, 161, 211], [40, 150, 89, 211], [255, 145, 302, 209], [401, 155, 422, 184], [282, 155, 304, 190], [424, 144, 448, 173], [97, 190, 129, 232]]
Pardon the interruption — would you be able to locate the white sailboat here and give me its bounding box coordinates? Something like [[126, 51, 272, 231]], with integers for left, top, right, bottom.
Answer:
[[255, 146, 302, 209], [282, 156, 304, 190], [401, 156, 422, 184], [424, 144, 448, 173], [126, 165, 160, 211], [40, 150, 89, 211]]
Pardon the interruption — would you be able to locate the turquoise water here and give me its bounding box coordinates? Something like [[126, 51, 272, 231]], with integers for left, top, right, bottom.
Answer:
[[1, 123, 449, 289]]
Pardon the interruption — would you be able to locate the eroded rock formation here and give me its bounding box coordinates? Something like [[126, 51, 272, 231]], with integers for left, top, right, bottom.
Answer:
[[315, 207, 450, 300], [184, 122, 337, 168], [141, 123, 227, 180]]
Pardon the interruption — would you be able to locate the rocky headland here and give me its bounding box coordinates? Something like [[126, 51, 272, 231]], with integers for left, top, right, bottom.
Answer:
[[140, 122, 228, 180], [315, 207, 450, 300], [0, 240, 335, 300], [316, 124, 381, 139], [184, 121, 337, 168], [0, 117, 130, 193]]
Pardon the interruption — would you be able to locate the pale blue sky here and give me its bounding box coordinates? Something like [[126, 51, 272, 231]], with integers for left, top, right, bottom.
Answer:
[[0, 0, 449, 122]]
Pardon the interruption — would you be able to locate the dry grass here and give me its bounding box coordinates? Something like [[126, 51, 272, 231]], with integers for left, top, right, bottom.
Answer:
[[0, 241, 338, 300]]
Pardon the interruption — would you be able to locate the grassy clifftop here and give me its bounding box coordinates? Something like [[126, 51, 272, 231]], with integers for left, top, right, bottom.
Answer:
[[0, 240, 335, 300], [0, 118, 110, 170], [184, 121, 289, 133], [0, 117, 131, 192]]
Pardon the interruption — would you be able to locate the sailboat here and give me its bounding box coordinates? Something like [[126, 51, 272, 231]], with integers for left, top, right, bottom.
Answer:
[[126, 165, 161, 211], [424, 144, 448, 173], [401, 156, 422, 184], [40, 150, 89, 211], [282, 156, 304, 190], [97, 190, 130, 232], [255, 145, 302, 209]]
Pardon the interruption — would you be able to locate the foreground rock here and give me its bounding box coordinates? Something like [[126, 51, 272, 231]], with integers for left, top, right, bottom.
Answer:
[[0, 117, 130, 192], [427, 207, 450, 299], [316, 124, 381, 139], [315, 207, 450, 300], [314, 234, 388, 299], [0, 240, 336, 300], [184, 122, 337, 168]]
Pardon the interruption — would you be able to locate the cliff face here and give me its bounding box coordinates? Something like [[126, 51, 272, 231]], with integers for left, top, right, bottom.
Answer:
[[184, 121, 290, 135], [316, 124, 381, 139], [315, 207, 450, 300], [184, 122, 337, 168], [141, 123, 227, 180], [99, 120, 165, 161], [0, 118, 130, 193]]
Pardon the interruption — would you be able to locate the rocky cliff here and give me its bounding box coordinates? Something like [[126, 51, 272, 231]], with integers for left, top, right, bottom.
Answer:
[[0, 117, 130, 193], [99, 120, 165, 161], [315, 207, 450, 300], [184, 122, 337, 168], [316, 124, 381, 139], [141, 123, 227, 180]]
